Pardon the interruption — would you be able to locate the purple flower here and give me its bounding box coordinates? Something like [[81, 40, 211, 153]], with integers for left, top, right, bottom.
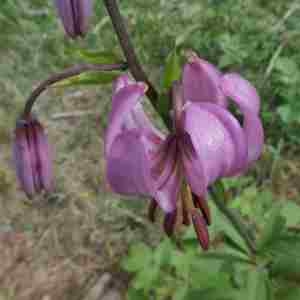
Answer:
[[12, 116, 53, 198], [105, 53, 264, 249], [55, 0, 92, 38]]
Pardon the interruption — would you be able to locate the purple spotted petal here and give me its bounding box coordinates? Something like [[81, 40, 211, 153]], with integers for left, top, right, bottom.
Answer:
[[221, 73, 264, 166], [183, 104, 237, 192], [183, 53, 227, 107]]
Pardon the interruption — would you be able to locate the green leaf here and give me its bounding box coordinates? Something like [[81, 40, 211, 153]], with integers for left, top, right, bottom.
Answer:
[[132, 266, 160, 292], [257, 204, 286, 253], [127, 287, 145, 300], [173, 285, 188, 300], [199, 251, 252, 266], [153, 238, 173, 267], [122, 243, 152, 273], [157, 93, 171, 125], [278, 287, 300, 300], [270, 255, 300, 279], [185, 288, 238, 300], [246, 268, 268, 300], [162, 48, 181, 90], [222, 232, 250, 256], [55, 71, 121, 87], [76, 49, 123, 64], [281, 202, 300, 226]]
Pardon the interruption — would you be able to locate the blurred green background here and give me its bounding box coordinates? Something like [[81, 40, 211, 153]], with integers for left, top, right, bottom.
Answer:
[[0, 0, 300, 299]]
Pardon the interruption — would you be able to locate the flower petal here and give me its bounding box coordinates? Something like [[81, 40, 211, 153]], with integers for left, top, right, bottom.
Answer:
[[112, 74, 132, 94], [155, 165, 180, 213], [221, 73, 260, 114], [77, 0, 92, 36], [221, 73, 264, 166], [55, 0, 76, 37], [243, 112, 264, 165], [183, 53, 227, 106], [183, 104, 236, 190], [106, 129, 153, 196], [105, 81, 147, 155], [32, 121, 54, 192], [195, 102, 248, 175], [13, 124, 35, 196]]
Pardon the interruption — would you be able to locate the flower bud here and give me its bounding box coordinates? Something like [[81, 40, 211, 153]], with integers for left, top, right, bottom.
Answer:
[[12, 116, 53, 197], [55, 0, 92, 39]]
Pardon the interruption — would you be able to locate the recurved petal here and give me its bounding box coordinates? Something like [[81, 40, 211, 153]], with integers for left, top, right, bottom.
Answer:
[[243, 111, 264, 166], [183, 53, 227, 107], [105, 81, 147, 155], [106, 129, 153, 197], [220, 73, 264, 166], [195, 103, 247, 175], [32, 121, 54, 192], [221, 73, 260, 114], [13, 123, 35, 196], [183, 104, 236, 190]]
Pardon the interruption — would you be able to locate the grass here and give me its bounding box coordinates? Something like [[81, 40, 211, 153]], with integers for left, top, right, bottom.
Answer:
[[0, 0, 300, 299]]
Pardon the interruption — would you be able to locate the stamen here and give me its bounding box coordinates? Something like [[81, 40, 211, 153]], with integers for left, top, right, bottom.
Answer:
[[191, 209, 210, 250], [193, 194, 211, 226]]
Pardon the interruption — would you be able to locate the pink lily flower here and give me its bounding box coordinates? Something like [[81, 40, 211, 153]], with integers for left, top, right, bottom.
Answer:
[[105, 53, 263, 250]]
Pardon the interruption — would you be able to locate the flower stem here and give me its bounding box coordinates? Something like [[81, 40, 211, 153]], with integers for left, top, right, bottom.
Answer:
[[103, 0, 159, 107], [209, 182, 257, 254], [23, 62, 126, 117]]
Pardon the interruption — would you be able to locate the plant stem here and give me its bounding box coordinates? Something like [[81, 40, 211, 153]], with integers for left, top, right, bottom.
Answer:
[[103, 0, 159, 107], [22, 63, 126, 118], [209, 183, 257, 254]]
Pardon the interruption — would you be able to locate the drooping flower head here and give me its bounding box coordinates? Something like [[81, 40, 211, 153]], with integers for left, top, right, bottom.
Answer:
[[12, 115, 53, 198], [105, 53, 264, 250], [55, 0, 92, 38]]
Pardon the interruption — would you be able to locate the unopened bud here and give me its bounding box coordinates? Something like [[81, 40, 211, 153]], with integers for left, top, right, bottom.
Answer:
[[55, 0, 92, 39], [12, 116, 53, 197]]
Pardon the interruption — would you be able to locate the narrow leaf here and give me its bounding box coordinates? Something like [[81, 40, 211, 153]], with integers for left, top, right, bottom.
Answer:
[[257, 204, 286, 253], [76, 49, 123, 64], [54, 71, 121, 87], [246, 268, 268, 300], [162, 48, 181, 90]]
